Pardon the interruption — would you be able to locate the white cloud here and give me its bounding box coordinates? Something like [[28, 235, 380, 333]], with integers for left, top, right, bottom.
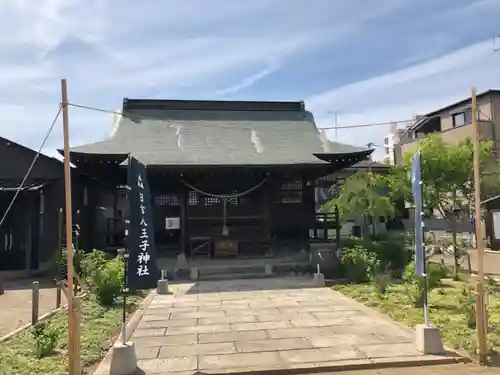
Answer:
[[0, 0, 499, 166], [0, 0, 107, 49], [214, 64, 280, 97], [0, 1, 381, 149], [307, 38, 500, 160]]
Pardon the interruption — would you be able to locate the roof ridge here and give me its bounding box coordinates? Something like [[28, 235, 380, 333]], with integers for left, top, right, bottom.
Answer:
[[122, 99, 305, 113]]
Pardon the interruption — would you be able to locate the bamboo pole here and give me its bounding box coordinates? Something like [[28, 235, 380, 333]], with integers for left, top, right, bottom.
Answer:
[[73, 295, 81, 375], [56, 208, 63, 308], [61, 78, 79, 375], [471, 87, 488, 363]]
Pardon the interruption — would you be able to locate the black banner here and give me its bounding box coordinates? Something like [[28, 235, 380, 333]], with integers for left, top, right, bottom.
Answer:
[[126, 156, 159, 290]]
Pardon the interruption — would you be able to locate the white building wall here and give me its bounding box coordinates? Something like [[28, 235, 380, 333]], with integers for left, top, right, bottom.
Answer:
[[383, 125, 405, 165]]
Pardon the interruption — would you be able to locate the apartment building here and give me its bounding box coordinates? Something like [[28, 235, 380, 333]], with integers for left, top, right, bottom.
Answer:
[[394, 89, 500, 249], [395, 89, 500, 164], [383, 123, 406, 164]]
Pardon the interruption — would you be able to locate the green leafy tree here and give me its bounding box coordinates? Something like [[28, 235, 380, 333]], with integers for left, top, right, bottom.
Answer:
[[323, 172, 395, 238], [383, 134, 500, 277]]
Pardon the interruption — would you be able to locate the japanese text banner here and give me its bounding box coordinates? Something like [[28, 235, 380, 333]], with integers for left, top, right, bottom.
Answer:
[[126, 156, 159, 290]]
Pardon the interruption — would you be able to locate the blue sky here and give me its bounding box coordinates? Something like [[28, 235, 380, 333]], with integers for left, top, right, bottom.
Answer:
[[1, 0, 500, 161]]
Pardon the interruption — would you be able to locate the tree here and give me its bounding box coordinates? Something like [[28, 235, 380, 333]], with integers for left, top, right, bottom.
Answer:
[[382, 155, 391, 165], [383, 134, 500, 277], [322, 172, 395, 239]]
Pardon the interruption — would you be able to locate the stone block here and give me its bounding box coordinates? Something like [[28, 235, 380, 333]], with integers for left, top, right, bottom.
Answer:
[[190, 267, 199, 281], [109, 341, 137, 375], [313, 273, 325, 286], [415, 324, 445, 355], [157, 279, 169, 295], [174, 268, 190, 280], [265, 264, 273, 275]]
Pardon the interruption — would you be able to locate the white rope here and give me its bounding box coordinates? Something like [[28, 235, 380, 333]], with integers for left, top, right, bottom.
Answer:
[[180, 177, 269, 199]]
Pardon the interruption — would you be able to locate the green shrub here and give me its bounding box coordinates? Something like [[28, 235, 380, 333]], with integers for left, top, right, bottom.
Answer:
[[373, 270, 392, 297], [486, 277, 500, 297], [428, 262, 450, 283], [56, 248, 70, 280], [402, 261, 416, 283], [369, 233, 390, 241], [379, 235, 413, 274], [55, 248, 85, 281], [457, 286, 476, 328], [340, 245, 379, 283], [343, 234, 412, 278], [81, 250, 124, 306], [405, 280, 425, 308], [403, 261, 447, 289], [30, 322, 59, 358], [80, 250, 108, 282], [403, 261, 447, 307], [94, 257, 124, 305]]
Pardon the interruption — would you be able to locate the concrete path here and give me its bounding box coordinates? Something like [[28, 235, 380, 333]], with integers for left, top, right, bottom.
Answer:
[[0, 278, 64, 338], [430, 250, 500, 279], [130, 277, 460, 374]]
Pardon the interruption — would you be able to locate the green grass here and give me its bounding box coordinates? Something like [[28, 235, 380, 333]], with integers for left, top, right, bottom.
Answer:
[[0, 294, 143, 375], [334, 279, 500, 356]]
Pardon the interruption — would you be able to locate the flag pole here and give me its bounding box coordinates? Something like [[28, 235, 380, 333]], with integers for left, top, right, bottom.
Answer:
[[119, 245, 128, 346], [121, 154, 132, 345], [411, 151, 429, 325], [420, 192, 429, 327], [471, 87, 488, 363], [422, 246, 429, 326], [412, 149, 445, 355]]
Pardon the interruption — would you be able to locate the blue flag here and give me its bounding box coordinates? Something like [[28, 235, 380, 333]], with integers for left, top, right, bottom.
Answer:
[[411, 151, 425, 276]]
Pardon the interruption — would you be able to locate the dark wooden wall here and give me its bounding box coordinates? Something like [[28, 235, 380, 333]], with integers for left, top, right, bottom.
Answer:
[[0, 192, 37, 270], [0, 138, 65, 270], [71, 164, 323, 258], [0, 137, 96, 270], [145, 170, 316, 256]]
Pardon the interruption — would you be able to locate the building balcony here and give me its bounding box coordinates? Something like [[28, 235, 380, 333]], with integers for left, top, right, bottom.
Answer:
[[399, 120, 494, 160]]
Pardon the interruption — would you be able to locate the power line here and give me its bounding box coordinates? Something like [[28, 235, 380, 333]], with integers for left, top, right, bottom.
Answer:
[[332, 120, 413, 130], [67, 102, 414, 132], [0, 105, 62, 229]]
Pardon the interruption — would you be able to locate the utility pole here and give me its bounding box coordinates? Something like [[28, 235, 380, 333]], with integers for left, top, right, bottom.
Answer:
[[366, 142, 376, 235], [471, 87, 488, 364], [334, 112, 339, 142], [327, 111, 339, 142]]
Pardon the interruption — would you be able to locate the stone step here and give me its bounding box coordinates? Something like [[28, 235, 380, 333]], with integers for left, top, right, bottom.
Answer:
[[198, 264, 266, 276], [197, 272, 274, 281], [168, 262, 315, 281]]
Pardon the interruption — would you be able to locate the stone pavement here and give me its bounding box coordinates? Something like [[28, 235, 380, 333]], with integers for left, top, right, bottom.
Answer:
[[127, 277, 460, 374], [317, 363, 499, 375]]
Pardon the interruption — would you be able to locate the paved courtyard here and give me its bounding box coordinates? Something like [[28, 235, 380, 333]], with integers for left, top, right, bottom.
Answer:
[[129, 277, 460, 374]]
